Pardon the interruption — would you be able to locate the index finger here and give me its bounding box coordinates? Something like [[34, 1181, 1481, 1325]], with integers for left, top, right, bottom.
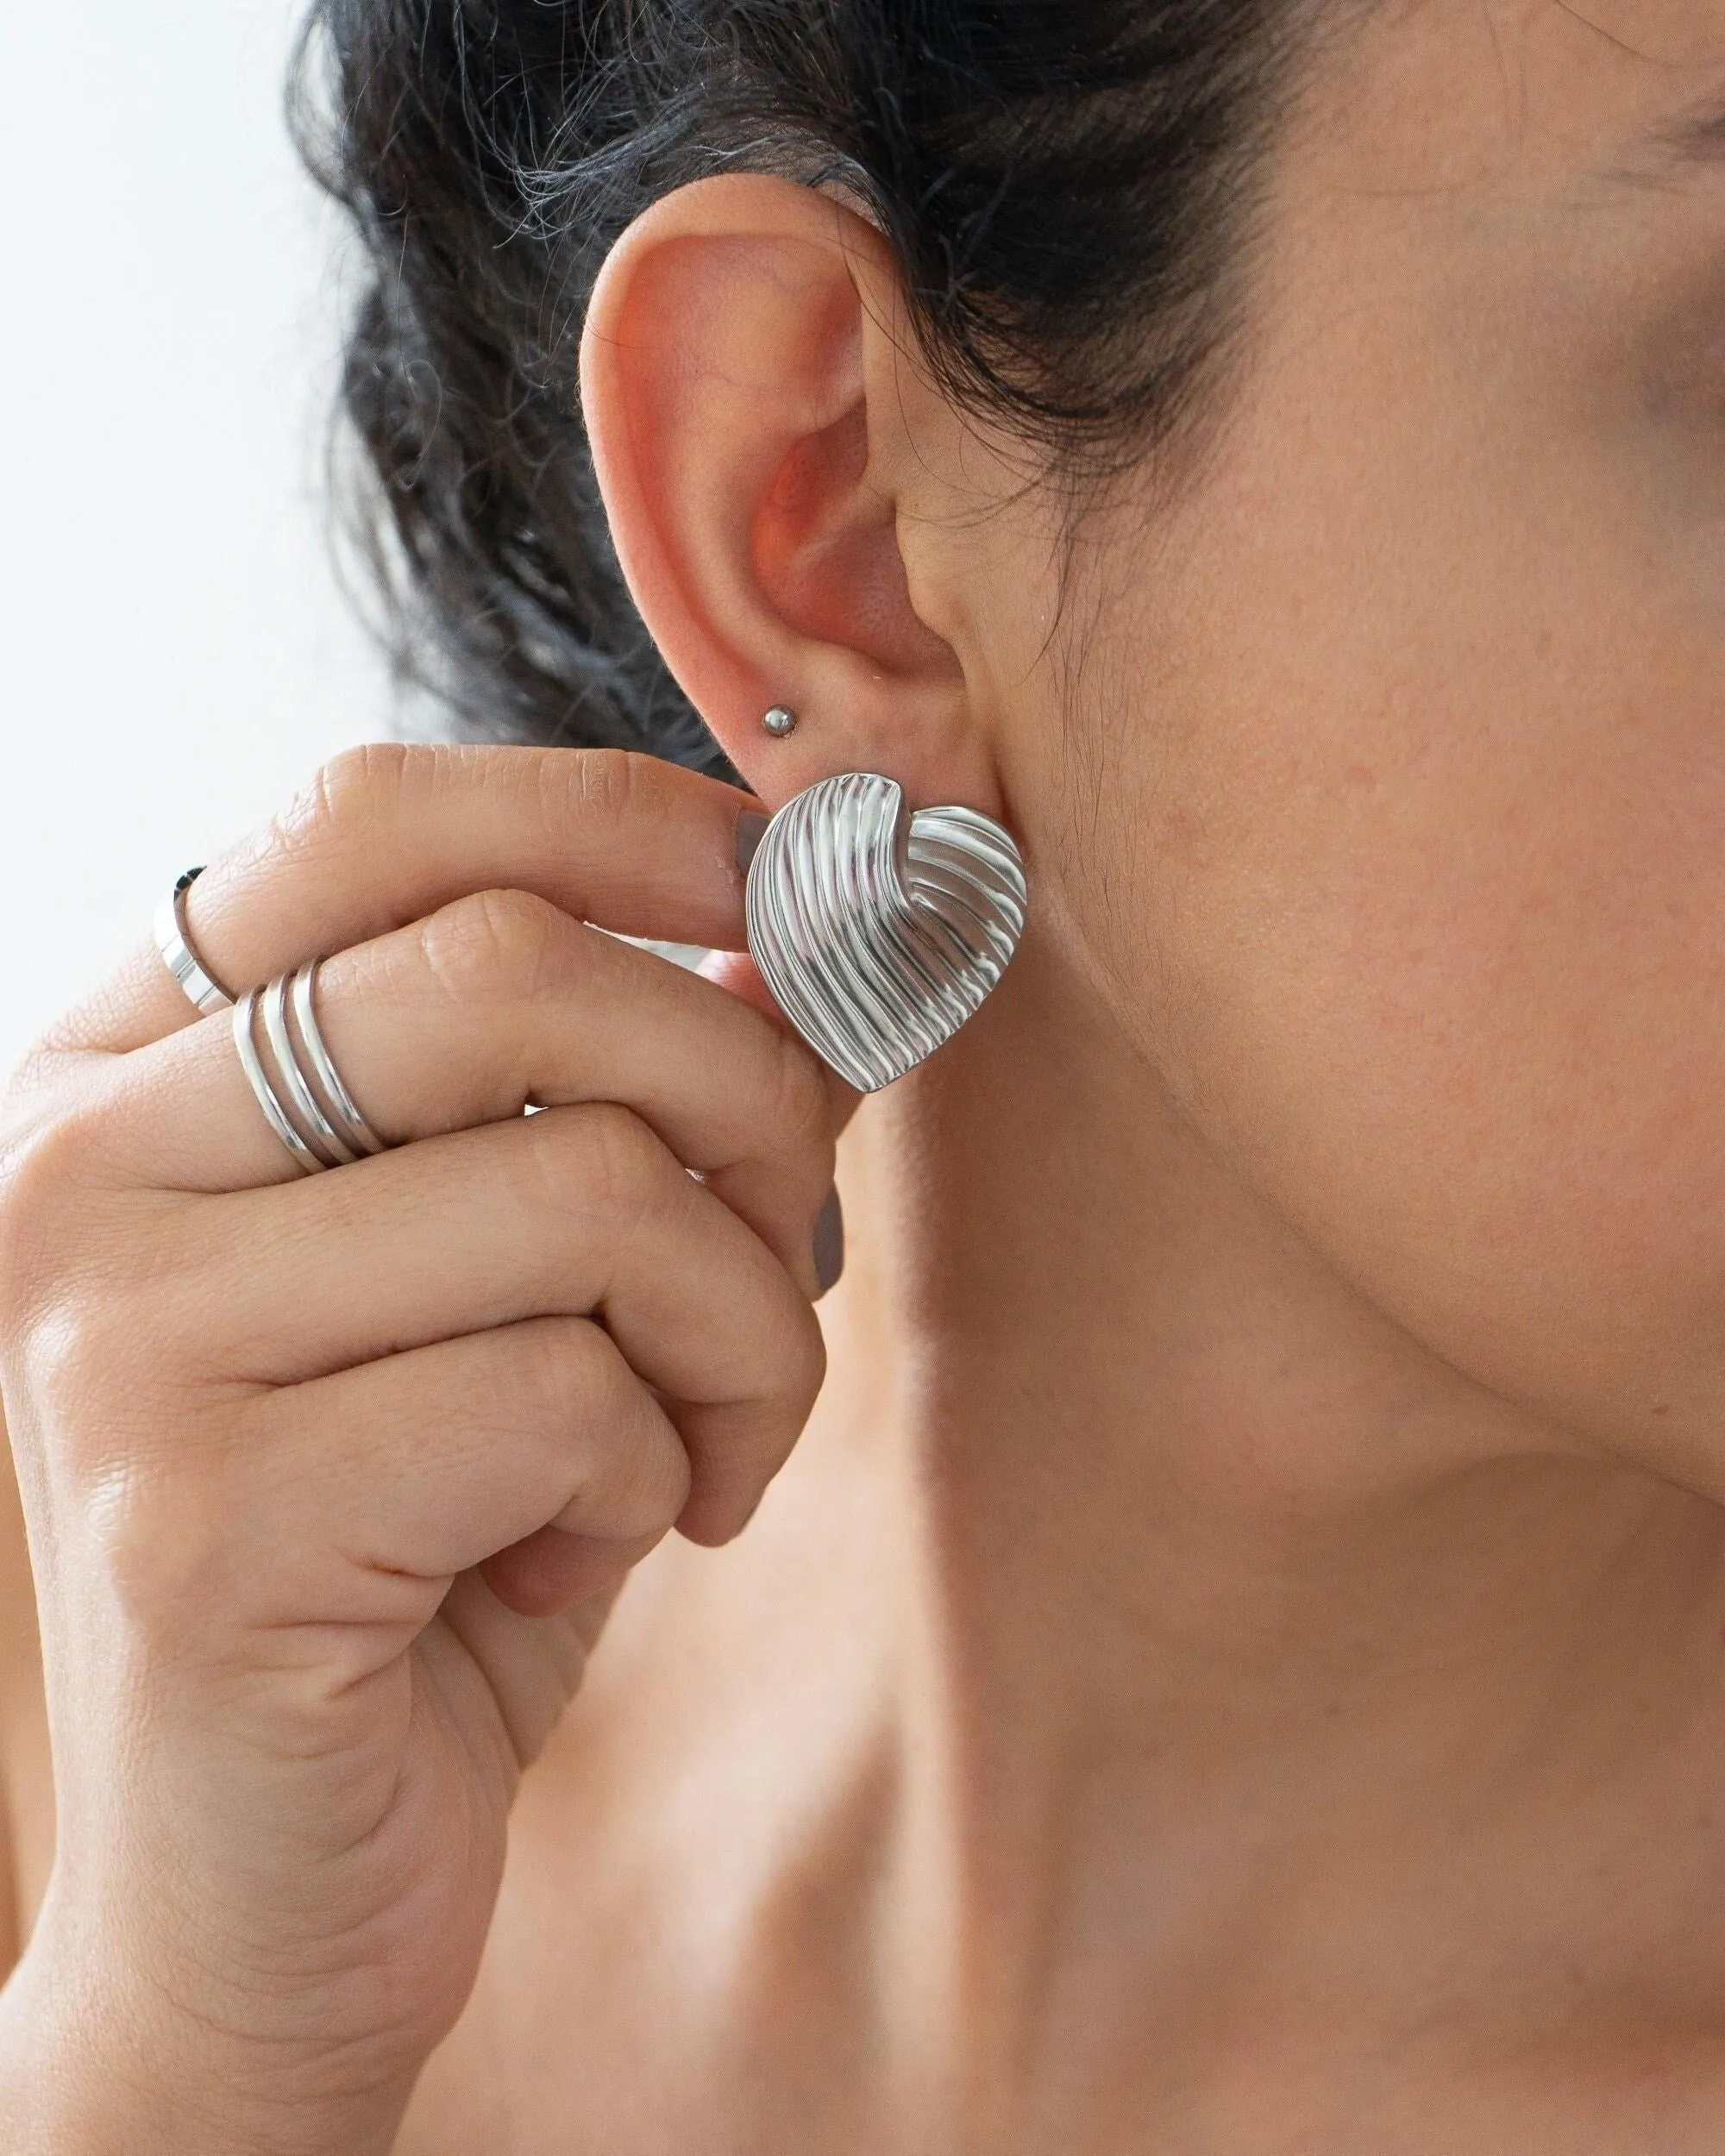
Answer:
[[54, 743, 764, 1053]]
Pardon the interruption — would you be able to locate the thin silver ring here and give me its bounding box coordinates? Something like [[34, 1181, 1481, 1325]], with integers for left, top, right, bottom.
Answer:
[[232, 961, 390, 1175], [232, 988, 333, 1175], [154, 868, 234, 1014], [262, 972, 360, 1169], [291, 962, 386, 1157]]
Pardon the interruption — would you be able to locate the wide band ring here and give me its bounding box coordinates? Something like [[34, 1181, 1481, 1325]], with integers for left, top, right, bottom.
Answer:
[[232, 960, 389, 1175], [154, 867, 235, 1015]]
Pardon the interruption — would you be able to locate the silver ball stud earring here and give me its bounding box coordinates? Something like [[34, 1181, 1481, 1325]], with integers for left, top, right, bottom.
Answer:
[[762, 705, 798, 738], [744, 767, 1026, 1093]]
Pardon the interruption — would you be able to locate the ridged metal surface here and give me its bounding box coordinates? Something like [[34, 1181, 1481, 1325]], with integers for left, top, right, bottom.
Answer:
[[744, 772, 1027, 1093]]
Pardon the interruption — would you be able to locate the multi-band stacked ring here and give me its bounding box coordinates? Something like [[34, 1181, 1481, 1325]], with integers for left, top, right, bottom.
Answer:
[[155, 867, 389, 1175], [233, 963, 388, 1175]]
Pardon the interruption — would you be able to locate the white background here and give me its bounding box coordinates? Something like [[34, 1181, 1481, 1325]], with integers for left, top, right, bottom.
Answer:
[[0, 1, 391, 1081]]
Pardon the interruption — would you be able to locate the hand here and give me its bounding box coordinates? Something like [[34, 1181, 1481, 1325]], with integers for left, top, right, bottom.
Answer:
[[0, 745, 837, 2154]]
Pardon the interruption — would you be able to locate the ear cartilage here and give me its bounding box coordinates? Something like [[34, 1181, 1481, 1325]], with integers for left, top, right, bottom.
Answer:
[[743, 770, 1026, 1093], [762, 705, 799, 738]]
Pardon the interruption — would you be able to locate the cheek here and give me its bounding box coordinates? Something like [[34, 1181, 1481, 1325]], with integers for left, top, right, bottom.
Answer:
[[1065, 379, 1725, 1467]]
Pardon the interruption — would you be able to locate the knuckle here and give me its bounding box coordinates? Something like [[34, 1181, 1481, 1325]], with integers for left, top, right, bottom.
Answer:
[[748, 1261, 828, 1405], [295, 741, 420, 850], [582, 1103, 681, 1235], [522, 1320, 687, 1531], [781, 1296, 829, 1413], [10, 1288, 179, 1485], [0, 1093, 211, 1495], [416, 887, 570, 1007], [555, 747, 645, 839], [3, 1035, 74, 1127], [0, 1096, 118, 1319], [765, 1031, 832, 1174], [524, 1100, 673, 1230], [514, 1313, 609, 1432], [733, 1279, 826, 1427], [80, 1452, 238, 1636], [609, 1414, 690, 1533]]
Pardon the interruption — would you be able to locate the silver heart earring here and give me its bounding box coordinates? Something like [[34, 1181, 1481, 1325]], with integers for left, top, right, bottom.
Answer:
[[743, 743, 1027, 1093]]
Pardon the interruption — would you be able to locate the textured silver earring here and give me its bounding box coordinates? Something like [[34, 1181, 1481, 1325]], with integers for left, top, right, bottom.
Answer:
[[743, 770, 1026, 1092]]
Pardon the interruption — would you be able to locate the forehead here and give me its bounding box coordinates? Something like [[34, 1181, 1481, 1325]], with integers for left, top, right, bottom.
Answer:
[[1307, 0, 1725, 194]]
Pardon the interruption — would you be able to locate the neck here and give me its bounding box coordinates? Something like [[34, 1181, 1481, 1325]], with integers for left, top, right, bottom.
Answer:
[[815, 935, 1725, 2096]]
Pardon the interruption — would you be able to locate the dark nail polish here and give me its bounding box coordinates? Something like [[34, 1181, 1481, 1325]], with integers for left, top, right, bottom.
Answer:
[[812, 1184, 845, 1298], [735, 808, 769, 874]]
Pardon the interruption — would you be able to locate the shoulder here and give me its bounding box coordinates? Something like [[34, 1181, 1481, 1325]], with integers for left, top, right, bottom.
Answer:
[[0, 1414, 52, 1976]]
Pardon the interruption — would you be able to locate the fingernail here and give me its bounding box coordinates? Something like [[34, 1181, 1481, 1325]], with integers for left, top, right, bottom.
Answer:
[[812, 1184, 845, 1298], [735, 808, 768, 874]]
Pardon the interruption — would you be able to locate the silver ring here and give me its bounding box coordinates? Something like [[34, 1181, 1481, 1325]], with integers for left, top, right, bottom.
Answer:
[[233, 987, 330, 1174], [154, 867, 235, 1015], [262, 972, 360, 1169], [292, 962, 386, 1158], [232, 960, 388, 1175]]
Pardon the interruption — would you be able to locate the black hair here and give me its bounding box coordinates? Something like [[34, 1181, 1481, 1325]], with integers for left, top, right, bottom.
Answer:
[[296, 0, 1316, 778]]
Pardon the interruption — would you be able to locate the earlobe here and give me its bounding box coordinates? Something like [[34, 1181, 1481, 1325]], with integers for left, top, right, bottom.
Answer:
[[579, 174, 977, 810]]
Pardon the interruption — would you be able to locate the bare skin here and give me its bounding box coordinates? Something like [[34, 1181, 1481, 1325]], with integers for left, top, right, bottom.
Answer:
[[9, 0, 1725, 2149]]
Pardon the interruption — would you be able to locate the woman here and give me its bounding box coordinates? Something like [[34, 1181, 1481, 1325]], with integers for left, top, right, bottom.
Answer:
[[4, 0, 1725, 2145]]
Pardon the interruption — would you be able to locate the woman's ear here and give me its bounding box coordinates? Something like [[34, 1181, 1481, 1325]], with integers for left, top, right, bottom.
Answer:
[[580, 173, 991, 812]]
